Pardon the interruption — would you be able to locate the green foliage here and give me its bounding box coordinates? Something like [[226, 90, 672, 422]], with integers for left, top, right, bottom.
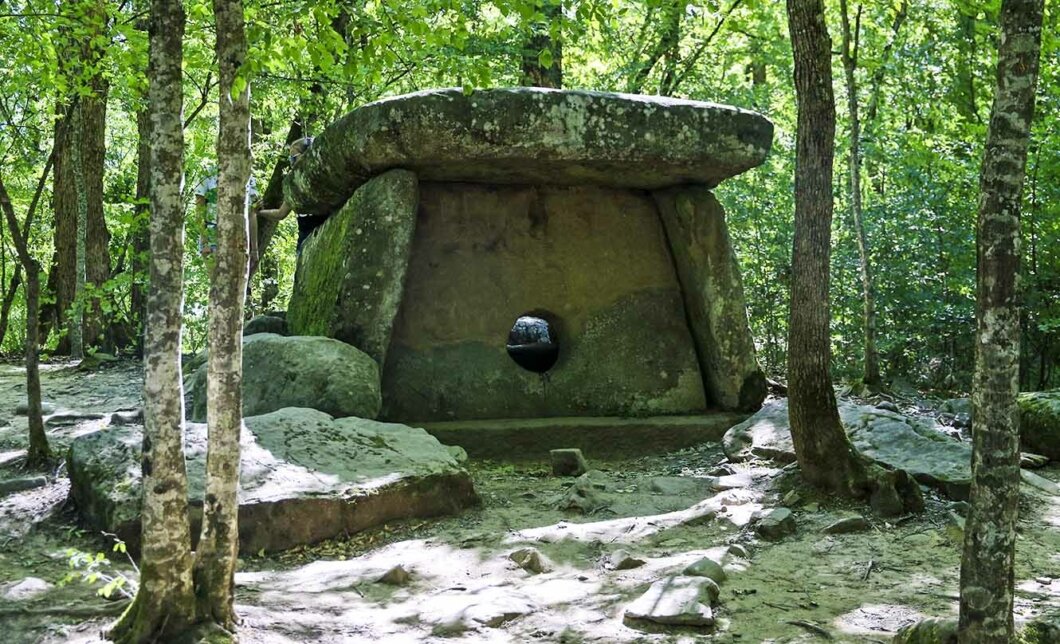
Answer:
[[59, 539, 137, 600]]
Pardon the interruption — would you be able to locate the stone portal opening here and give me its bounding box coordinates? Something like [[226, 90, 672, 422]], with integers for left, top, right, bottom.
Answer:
[[507, 315, 559, 373]]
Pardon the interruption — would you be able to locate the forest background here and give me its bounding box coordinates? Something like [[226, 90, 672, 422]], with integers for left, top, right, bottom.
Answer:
[[0, 0, 1057, 393]]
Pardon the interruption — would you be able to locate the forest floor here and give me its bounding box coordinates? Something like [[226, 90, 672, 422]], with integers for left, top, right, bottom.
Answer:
[[0, 360, 1057, 643]]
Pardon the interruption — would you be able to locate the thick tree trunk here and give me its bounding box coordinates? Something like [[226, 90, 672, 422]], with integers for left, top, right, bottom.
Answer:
[[839, 0, 882, 389], [520, 0, 563, 88], [70, 107, 88, 361], [193, 0, 251, 631], [785, 0, 921, 514], [107, 0, 196, 641], [958, 0, 1043, 641]]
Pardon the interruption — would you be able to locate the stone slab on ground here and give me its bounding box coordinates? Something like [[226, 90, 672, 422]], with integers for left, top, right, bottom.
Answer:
[[189, 333, 381, 422], [1019, 391, 1060, 460], [624, 575, 718, 627], [284, 87, 774, 216], [724, 399, 974, 499], [67, 407, 477, 554], [421, 413, 748, 460]]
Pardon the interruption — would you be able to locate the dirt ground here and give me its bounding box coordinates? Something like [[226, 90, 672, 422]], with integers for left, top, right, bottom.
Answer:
[[0, 360, 1057, 643]]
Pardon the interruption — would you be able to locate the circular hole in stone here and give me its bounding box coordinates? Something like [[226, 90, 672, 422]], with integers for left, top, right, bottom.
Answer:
[[506, 314, 559, 373]]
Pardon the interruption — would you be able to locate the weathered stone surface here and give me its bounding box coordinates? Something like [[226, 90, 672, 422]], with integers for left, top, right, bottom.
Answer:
[[1019, 391, 1060, 460], [653, 186, 766, 412], [287, 170, 419, 365], [550, 448, 588, 477], [67, 408, 477, 553], [509, 547, 552, 574], [244, 314, 288, 337], [624, 576, 718, 627], [723, 399, 974, 499], [381, 182, 707, 421], [2, 577, 52, 600], [892, 617, 957, 644], [756, 507, 796, 541], [190, 333, 380, 421], [682, 556, 727, 584], [0, 476, 48, 495], [284, 87, 773, 216], [558, 470, 610, 514], [608, 549, 647, 570], [824, 515, 870, 534]]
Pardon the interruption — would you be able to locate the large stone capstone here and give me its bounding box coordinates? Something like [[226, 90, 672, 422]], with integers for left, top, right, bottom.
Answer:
[[67, 408, 477, 553], [283, 87, 774, 216]]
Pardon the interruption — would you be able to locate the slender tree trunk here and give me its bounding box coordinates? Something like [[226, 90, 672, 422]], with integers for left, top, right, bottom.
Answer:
[[958, 0, 1043, 641], [70, 107, 88, 361], [785, 0, 921, 514], [193, 0, 251, 630], [520, 0, 563, 88], [130, 109, 151, 354], [628, 0, 682, 94], [0, 264, 22, 347], [108, 0, 196, 640], [839, 0, 882, 389]]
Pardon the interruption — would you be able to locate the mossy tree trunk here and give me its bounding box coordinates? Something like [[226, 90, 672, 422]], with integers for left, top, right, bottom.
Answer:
[[193, 0, 251, 631], [107, 0, 197, 641], [784, 0, 922, 515], [958, 0, 1044, 641]]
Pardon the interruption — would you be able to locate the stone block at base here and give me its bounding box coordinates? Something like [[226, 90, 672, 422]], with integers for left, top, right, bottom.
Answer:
[[67, 408, 478, 554]]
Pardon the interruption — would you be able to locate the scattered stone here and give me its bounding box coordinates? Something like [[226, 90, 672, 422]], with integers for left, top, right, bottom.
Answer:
[[68, 408, 477, 554], [624, 576, 718, 627], [46, 411, 105, 427], [709, 464, 735, 477], [944, 512, 965, 544], [781, 490, 801, 506], [756, 508, 796, 541], [77, 352, 118, 370], [244, 314, 289, 337], [109, 409, 143, 426], [0, 476, 48, 495], [949, 501, 970, 516], [189, 334, 381, 421], [557, 470, 610, 514], [892, 617, 957, 644], [509, 547, 552, 574], [1022, 470, 1060, 496], [2, 577, 52, 600], [1022, 452, 1050, 469], [550, 448, 588, 477], [15, 400, 56, 415], [683, 556, 727, 584], [726, 544, 750, 559], [607, 549, 646, 571], [1019, 391, 1060, 460], [876, 400, 900, 413], [377, 565, 411, 586], [823, 515, 870, 535], [446, 445, 469, 464]]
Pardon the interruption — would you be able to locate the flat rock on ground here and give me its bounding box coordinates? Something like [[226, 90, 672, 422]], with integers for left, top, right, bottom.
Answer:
[[67, 407, 477, 553], [1019, 391, 1060, 460], [724, 399, 975, 499], [624, 575, 718, 627]]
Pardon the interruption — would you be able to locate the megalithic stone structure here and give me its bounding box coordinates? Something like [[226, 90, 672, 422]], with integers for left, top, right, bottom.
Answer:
[[285, 87, 772, 422]]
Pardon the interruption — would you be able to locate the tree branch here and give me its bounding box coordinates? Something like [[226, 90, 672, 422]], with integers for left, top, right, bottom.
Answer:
[[670, 0, 745, 95]]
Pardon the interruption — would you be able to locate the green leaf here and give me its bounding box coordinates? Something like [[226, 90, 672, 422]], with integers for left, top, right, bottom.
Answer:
[[538, 48, 553, 69]]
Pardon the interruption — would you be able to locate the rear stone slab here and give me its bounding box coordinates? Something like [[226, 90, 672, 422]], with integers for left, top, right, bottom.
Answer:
[[67, 407, 478, 554]]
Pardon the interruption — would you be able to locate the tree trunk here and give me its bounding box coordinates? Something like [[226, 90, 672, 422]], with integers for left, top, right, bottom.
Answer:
[[0, 264, 22, 348], [107, 0, 196, 640], [839, 0, 882, 390], [785, 0, 921, 514], [70, 106, 88, 361], [628, 0, 682, 94], [958, 0, 1043, 641], [520, 0, 563, 88], [129, 108, 152, 355], [193, 0, 251, 630]]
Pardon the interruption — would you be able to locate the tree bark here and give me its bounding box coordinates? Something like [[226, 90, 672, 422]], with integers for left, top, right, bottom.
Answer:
[[193, 0, 251, 630], [958, 0, 1043, 641], [839, 0, 882, 390], [107, 0, 196, 640], [785, 0, 921, 514], [628, 0, 683, 94], [0, 263, 22, 348], [129, 108, 152, 355], [70, 105, 88, 361], [520, 0, 563, 88]]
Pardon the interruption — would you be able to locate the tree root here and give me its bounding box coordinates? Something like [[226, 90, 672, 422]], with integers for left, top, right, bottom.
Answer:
[[0, 600, 129, 618]]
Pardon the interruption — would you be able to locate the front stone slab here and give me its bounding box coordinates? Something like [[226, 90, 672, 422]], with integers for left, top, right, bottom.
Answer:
[[67, 408, 478, 554], [653, 186, 766, 411], [287, 170, 419, 365], [284, 87, 774, 216], [381, 182, 707, 421]]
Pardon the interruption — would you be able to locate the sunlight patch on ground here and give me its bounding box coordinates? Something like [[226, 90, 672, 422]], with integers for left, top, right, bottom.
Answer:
[[833, 603, 925, 638]]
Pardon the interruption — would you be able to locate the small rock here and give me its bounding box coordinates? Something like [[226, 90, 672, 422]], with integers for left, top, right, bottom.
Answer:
[[726, 544, 750, 559], [3, 577, 52, 600], [876, 401, 900, 413], [15, 400, 56, 415], [949, 501, 970, 516], [1021, 452, 1050, 469], [110, 409, 143, 426], [624, 576, 718, 627], [446, 445, 468, 464], [683, 556, 727, 584], [944, 511, 965, 544], [377, 565, 411, 585], [550, 448, 588, 477], [1022, 470, 1060, 496], [709, 464, 735, 477], [510, 547, 552, 574], [0, 476, 48, 495], [756, 508, 796, 541], [781, 490, 801, 506], [823, 515, 869, 535], [557, 470, 609, 514], [608, 549, 646, 570], [893, 617, 957, 644]]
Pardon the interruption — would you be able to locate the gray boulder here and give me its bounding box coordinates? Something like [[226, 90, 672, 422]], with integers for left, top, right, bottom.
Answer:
[[756, 507, 796, 541], [244, 315, 288, 337], [190, 333, 380, 421], [1019, 391, 1060, 460], [284, 88, 774, 216], [624, 576, 718, 627], [67, 407, 477, 554]]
